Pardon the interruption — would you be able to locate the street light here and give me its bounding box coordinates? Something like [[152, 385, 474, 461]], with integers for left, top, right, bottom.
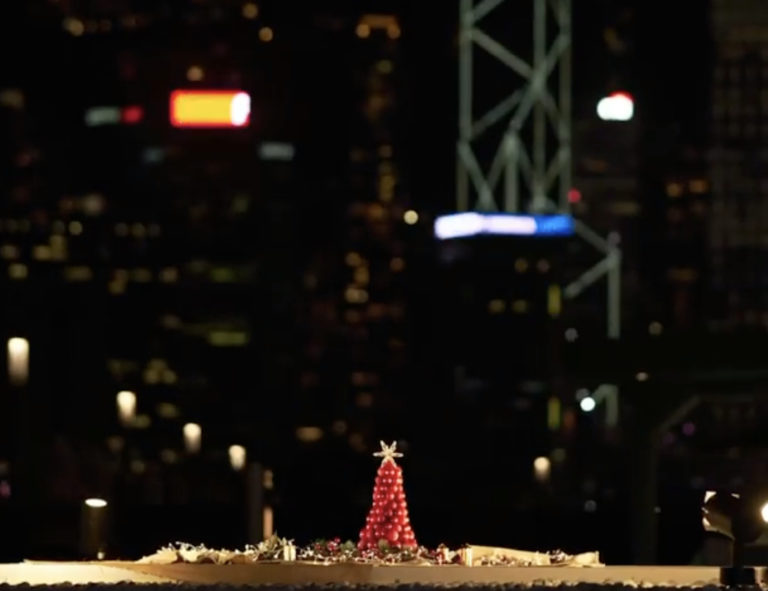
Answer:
[[116, 391, 136, 426], [183, 423, 202, 454], [7, 337, 29, 386], [533, 456, 551, 483], [229, 445, 246, 471]]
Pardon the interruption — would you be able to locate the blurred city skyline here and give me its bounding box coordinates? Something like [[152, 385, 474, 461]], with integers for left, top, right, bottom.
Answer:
[[1, 0, 768, 567]]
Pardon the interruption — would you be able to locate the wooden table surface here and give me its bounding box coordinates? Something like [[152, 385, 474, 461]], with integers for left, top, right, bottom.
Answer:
[[0, 561, 729, 587]]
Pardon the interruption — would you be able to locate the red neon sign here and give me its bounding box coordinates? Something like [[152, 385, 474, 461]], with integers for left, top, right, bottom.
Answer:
[[169, 90, 251, 128], [121, 105, 144, 124]]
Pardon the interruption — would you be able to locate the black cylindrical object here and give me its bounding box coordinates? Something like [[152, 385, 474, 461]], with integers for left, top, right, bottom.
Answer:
[[79, 499, 109, 560]]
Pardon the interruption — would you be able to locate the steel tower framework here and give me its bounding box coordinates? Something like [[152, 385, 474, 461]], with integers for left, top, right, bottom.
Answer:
[[456, 0, 621, 340]]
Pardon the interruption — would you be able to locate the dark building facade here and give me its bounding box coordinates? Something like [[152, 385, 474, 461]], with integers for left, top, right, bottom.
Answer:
[[0, 0, 426, 557]]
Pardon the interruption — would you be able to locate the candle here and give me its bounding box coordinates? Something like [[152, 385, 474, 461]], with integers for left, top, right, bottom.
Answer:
[[263, 505, 274, 539], [281, 540, 295, 561], [459, 546, 474, 566]]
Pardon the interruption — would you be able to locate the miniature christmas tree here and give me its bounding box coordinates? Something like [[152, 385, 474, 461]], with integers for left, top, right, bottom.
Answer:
[[358, 440, 418, 550]]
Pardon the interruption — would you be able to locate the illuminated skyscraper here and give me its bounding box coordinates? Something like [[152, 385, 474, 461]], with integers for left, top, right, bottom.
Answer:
[[285, 12, 415, 530], [0, 0, 315, 554], [710, 0, 768, 329]]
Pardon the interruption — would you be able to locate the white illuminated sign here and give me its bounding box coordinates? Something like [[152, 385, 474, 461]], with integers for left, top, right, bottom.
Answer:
[[434, 212, 573, 240], [597, 92, 634, 122]]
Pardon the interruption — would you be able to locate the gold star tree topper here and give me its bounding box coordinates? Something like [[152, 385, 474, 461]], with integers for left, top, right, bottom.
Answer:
[[373, 440, 404, 464]]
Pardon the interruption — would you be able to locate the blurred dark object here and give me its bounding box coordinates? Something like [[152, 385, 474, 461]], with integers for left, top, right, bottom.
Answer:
[[702, 490, 768, 583], [703, 491, 764, 546], [79, 498, 110, 560]]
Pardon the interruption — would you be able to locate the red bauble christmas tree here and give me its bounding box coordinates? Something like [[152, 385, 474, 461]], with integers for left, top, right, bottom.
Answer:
[[358, 441, 418, 550]]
